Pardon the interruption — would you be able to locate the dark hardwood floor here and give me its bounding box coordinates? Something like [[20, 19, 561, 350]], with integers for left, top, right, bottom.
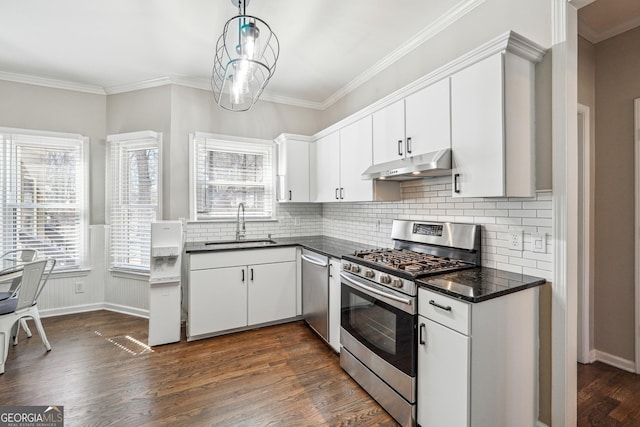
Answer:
[[4, 310, 640, 426], [0, 311, 397, 426], [578, 361, 640, 426]]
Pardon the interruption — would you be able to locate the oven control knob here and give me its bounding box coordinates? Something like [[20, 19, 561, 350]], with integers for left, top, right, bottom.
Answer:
[[350, 265, 361, 273], [392, 279, 403, 288], [364, 269, 375, 278], [380, 274, 391, 284], [343, 263, 351, 271]]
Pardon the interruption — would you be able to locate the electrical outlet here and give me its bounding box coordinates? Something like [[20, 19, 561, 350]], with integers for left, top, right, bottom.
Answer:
[[375, 219, 381, 232], [75, 281, 85, 294], [532, 232, 546, 253], [509, 230, 523, 251], [294, 217, 300, 226]]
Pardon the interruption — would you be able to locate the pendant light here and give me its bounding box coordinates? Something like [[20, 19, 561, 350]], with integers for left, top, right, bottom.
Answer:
[[211, 0, 279, 112]]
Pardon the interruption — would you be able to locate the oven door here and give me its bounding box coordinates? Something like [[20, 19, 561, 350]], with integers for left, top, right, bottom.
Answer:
[[340, 271, 417, 378]]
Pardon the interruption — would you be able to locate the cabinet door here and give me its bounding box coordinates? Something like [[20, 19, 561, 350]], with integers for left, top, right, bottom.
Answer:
[[278, 139, 310, 202], [313, 132, 341, 202], [451, 53, 505, 198], [328, 258, 341, 352], [417, 316, 470, 427], [405, 78, 451, 156], [188, 266, 247, 337], [339, 116, 373, 202], [372, 99, 405, 164], [247, 261, 297, 325]]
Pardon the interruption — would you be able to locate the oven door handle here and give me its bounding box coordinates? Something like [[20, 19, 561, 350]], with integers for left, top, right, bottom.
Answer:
[[340, 272, 413, 306]]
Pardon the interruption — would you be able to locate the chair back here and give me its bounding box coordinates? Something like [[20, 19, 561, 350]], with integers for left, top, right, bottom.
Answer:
[[15, 259, 48, 312], [34, 258, 55, 301], [0, 249, 38, 263]]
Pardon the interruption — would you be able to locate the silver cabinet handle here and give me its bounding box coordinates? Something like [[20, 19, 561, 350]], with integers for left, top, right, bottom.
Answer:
[[340, 188, 344, 199], [407, 137, 412, 154], [419, 322, 426, 345], [398, 140, 403, 156]]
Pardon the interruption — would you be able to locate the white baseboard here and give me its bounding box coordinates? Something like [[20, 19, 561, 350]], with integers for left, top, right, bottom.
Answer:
[[594, 349, 636, 373], [40, 303, 149, 319]]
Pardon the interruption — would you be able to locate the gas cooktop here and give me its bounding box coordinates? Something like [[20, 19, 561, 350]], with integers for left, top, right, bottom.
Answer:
[[345, 248, 476, 278]]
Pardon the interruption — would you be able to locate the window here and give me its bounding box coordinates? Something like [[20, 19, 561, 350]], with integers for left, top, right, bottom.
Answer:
[[190, 133, 274, 220], [0, 128, 88, 271], [107, 131, 161, 273]]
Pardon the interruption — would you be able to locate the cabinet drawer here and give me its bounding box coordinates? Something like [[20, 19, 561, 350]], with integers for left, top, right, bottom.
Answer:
[[418, 288, 470, 335], [190, 247, 296, 270]]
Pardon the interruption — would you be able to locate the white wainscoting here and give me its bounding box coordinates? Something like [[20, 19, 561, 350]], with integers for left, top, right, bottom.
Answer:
[[38, 225, 150, 318]]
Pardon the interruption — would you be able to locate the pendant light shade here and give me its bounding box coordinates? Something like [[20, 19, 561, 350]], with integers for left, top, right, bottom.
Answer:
[[212, 0, 279, 112]]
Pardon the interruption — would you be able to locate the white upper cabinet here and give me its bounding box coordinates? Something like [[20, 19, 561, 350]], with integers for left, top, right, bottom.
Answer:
[[405, 78, 451, 156], [373, 78, 451, 165], [339, 116, 374, 202], [311, 118, 400, 203], [372, 100, 405, 164], [275, 134, 311, 203], [312, 131, 341, 203], [451, 51, 536, 198]]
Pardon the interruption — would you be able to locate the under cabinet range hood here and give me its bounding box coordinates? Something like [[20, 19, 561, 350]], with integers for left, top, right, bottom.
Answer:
[[361, 148, 452, 181]]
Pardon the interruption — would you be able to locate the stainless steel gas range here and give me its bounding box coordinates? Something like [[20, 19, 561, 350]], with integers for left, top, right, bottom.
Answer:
[[339, 220, 481, 427]]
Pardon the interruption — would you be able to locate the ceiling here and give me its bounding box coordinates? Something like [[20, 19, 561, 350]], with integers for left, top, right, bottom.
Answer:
[[578, 0, 640, 44], [0, 0, 481, 110]]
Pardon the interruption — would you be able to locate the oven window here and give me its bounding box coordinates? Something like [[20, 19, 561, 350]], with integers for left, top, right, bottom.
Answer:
[[341, 283, 416, 376], [349, 292, 397, 355]]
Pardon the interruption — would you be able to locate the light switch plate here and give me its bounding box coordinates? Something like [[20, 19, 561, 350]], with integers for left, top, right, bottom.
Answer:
[[532, 232, 546, 253]]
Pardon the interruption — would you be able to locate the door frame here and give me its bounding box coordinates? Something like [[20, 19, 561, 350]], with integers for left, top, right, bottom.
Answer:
[[577, 103, 594, 364], [635, 98, 640, 373]]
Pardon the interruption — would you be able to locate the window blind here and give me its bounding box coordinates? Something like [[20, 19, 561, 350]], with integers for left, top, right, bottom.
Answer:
[[192, 135, 274, 220], [0, 130, 87, 270], [107, 131, 161, 272]]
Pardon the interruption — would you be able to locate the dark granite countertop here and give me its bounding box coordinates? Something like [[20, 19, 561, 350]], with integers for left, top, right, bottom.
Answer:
[[185, 235, 373, 259], [417, 267, 546, 303]]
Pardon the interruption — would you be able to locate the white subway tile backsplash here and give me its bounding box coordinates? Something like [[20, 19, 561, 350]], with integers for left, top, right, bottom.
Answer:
[[186, 177, 553, 281]]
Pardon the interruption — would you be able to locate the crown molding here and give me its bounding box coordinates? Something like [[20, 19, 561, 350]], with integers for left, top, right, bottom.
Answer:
[[313, 30, 547, 140], [0, 71, 105, 95], [578, 14, 640, 44], [319, 0, 486, 110]]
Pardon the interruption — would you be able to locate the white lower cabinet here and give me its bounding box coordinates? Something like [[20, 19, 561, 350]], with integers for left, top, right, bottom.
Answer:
[[417, 287, 538, 427], [187, 248, 297, 340], [417, 316, 469, 427], [189, 266, 248, 337], [248, 261, 296, 325]]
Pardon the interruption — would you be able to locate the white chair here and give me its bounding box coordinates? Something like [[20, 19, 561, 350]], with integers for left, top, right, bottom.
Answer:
[[0, 258, 55, 374], [0, 249, 38, 300]]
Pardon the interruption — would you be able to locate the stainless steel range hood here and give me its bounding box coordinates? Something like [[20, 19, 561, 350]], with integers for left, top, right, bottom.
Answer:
[[361, 148, 451, 181]]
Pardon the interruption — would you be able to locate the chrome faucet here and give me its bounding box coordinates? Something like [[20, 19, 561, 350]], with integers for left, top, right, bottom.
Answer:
[[236, 202, 246, 240]]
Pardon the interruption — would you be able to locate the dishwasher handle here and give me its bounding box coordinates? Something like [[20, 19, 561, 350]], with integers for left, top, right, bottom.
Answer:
[[301, 254, 328, 268]]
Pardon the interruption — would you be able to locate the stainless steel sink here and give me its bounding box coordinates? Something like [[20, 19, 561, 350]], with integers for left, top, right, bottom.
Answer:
[[204, 239, 278, 250]]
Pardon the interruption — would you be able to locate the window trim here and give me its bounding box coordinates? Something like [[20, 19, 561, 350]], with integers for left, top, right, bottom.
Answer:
[[106, 130, 162, 274], [0, 126, 90, 271], [189, 132, 276, 222]]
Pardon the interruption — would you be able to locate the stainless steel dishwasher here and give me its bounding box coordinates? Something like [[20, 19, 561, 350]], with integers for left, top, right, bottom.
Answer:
[[301, 248, 330, 342]]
